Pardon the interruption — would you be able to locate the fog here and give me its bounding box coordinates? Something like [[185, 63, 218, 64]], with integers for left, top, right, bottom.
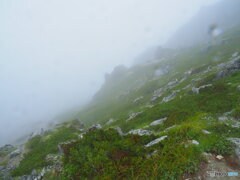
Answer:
[[0, 0, 220, 146]]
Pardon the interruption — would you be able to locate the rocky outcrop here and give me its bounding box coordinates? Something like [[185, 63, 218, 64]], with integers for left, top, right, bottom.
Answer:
[[150, 117, 167, 126], [216, 53, 240, 79], [9, 149, 20, 159], [0, 144, 14, 152], [192, 84, 212, 94], [145, 136, 168, 148], [151, 79, 179, 102], [162, 90, 180, 103], [128, 129, 152, 136]]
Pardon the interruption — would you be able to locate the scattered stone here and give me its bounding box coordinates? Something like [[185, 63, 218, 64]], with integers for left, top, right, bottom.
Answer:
[[192, 84, 212, 94], [227, 138, 240, 159], [145, 136, 168, 147], [150, 117, 167, 126], [126, 111, 143, 122], [9, 149, 20, 159], [162, 90, 180, 103], [216, 155, 224, 160], [0, 144, 14, 152], [202, 130, 211, 134], [128, 129, 152, 136]]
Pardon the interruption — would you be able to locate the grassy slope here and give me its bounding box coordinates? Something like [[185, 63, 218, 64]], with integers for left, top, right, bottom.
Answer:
[[11, 27, 240, 178]]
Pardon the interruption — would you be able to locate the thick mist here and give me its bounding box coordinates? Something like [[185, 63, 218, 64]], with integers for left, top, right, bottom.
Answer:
[[0, 0, 220, 146]]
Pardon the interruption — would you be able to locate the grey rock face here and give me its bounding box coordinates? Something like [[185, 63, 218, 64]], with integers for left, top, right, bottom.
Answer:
[[150, 117, 167, 126], [0, 144, 14, 152], [145, 136, 168, 148], [128, 129, 152, 136], [227, 138, 240, 159], [9, 149, 20, 159]]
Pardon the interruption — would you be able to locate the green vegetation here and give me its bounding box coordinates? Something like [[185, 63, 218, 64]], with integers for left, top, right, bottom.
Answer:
[[11, 127, 79, 177], [61, 129, 203, 179]]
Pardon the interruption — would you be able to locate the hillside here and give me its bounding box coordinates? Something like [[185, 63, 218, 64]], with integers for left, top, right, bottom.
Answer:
[[1, 26, 240, 179]]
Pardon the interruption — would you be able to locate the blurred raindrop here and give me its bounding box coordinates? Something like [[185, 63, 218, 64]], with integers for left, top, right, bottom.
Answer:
[[208, 24, 222, 38]]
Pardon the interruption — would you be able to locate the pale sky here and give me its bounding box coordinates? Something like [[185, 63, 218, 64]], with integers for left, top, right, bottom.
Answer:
[[0, 0, 220, 145]]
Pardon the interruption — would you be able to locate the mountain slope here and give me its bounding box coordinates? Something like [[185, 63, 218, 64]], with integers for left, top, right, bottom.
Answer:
[[1, 27, 240, 179]]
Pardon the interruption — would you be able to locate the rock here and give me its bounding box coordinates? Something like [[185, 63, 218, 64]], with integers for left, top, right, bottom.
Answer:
[[218, 116, 228, 121], [89, 124, 102, 130], [237, 85, 240, 90], [78, 133, 85, 139], [163, 125, 177, 132], [216, 58, 240, 79], [162, 90, 180, 102], [202, 130, 211, 134], [114, 127, 124, 136], [150, 79, 179, 102], [28, 128, 47, 140], [31, 169, 38, 176], [128, 129, 152, 136], [150, 117, 167, 126], [192, 84, 212, 94], [192, 140, 199, 145], [227, 138, 240, 159], [145, 136, 168, 147], [9, 149, 20, 159], [133, 96, 143, 103], [106, 118, 114, 125], [185, 140, 199, 148], [126, 111, 143, 122], [0, 144, 14, 152], [216, 155, 224, 160]]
